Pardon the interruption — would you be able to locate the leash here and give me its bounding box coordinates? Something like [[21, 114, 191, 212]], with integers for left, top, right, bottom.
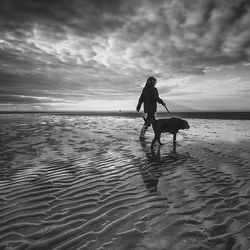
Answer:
[[164, 105, 172, 116]]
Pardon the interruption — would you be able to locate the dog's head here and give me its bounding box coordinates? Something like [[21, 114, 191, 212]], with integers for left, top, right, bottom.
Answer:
[[179, 118, 190, 130]]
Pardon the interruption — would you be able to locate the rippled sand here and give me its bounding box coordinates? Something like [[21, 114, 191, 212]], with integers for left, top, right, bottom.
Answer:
[[0, 114, 250, 250]]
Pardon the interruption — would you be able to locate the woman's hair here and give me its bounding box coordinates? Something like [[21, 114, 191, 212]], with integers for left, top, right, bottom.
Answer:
[[145, 76, 157, 88]]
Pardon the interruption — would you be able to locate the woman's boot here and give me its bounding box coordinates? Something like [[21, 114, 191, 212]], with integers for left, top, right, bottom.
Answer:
[[139, 125, 148, 140]]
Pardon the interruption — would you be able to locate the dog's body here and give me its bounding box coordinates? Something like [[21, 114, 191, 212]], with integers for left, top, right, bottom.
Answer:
[[150, 117, 190, 148]]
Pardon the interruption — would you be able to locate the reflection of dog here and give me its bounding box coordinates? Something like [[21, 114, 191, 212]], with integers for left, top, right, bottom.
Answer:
[[150, 117, 190, 148]]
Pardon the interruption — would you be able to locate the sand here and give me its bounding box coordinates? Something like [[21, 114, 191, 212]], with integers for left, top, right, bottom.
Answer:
[[0, 113, 250, 250]]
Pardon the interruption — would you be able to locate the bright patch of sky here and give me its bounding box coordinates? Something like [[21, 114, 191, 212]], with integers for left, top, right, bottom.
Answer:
[[0, 0, 250, 111]]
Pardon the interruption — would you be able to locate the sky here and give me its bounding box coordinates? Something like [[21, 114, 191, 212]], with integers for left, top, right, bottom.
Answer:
[[0, 0, 250, 112]]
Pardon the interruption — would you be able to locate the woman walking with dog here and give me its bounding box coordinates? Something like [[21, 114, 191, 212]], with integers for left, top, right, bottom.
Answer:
[[136, 76, 166, 140]]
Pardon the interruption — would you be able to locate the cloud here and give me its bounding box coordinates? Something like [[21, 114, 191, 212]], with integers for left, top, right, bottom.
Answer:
[[0, 94, 68, 104], [0, 0, 139, 36], [1, 0, 249, 69], [0, 0, 250, 110], [125, 0, 250, 73]]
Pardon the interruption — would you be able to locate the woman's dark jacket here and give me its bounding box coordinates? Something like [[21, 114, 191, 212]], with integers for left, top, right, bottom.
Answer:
[[137, 86, 164, 113]]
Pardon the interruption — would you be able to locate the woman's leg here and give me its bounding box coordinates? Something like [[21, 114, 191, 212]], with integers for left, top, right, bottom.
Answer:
[[139, 113, 155, 140], [139, 124, 148, 140], [146, 113, 156, 126]]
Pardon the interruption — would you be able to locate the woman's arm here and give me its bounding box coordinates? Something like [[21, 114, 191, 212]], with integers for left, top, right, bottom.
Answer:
[[136, 92, 144, 112], [153, 88, 165, 105]]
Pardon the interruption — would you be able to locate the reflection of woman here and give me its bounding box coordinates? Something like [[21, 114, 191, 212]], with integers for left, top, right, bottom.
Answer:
[[139, 141, 162, 192], [136, 76, 166, 140]]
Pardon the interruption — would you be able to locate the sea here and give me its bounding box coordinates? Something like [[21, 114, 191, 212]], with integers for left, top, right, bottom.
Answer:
[[1, 111, 250, 120]]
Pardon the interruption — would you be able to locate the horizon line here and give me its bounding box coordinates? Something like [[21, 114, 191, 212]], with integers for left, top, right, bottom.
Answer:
[[1, 110, 250, 113], [1, 110, 250, 120]]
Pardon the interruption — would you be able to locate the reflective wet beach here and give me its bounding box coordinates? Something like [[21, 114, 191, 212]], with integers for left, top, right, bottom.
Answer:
[[0, 114, 250, 249]]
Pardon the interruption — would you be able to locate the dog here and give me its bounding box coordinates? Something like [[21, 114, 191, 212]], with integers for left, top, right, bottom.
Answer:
[[149, 117, 190, 148]]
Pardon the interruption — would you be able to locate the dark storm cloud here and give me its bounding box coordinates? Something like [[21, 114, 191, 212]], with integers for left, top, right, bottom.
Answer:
[[118, 0, 250, 75], [1, 0, 249, 67], [0, 0, 250, 109], [0, 0, 138, 36], [0, 67, 85, 99], [0, 0, 139, 103], [0, 94, 63, 104]]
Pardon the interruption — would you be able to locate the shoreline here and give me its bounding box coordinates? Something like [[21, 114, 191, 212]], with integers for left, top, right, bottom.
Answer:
[[1, 111, 250, 120]]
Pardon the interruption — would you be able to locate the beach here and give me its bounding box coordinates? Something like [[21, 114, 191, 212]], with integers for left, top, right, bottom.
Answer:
[[0, 113, 250, 250]]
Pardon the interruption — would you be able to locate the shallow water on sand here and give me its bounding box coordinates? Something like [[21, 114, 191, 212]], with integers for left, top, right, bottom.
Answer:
[[0, 114, 250, 249]]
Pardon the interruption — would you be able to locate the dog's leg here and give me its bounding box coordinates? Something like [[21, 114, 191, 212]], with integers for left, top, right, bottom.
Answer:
[[172, 133, 177, 153], [173, 133, 176, 143], [157, 133, 164, 145], [151, 136, 157, 149], [151, 133, 162, 148], [173, 141, 176, 153]]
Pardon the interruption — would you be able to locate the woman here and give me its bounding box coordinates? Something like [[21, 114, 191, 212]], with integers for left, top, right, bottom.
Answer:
[[136, 76, 166, 140]]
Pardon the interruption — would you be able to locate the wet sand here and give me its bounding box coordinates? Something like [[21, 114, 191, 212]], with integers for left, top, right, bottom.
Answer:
[[0, 114, 250, 250]]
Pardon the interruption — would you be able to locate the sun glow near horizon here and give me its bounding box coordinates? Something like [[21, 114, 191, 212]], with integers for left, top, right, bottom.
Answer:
[[0, 0, 250, 112]]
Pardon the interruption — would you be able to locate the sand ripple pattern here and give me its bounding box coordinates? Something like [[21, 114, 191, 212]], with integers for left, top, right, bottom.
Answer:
[[0, 114, 250, 249]]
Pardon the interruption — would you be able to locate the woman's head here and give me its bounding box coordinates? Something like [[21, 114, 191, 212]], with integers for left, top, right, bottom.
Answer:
[[145, 76, 157, 88]]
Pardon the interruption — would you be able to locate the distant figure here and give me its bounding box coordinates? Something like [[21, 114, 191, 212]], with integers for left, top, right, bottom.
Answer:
[[136, 76, 166, 140]]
